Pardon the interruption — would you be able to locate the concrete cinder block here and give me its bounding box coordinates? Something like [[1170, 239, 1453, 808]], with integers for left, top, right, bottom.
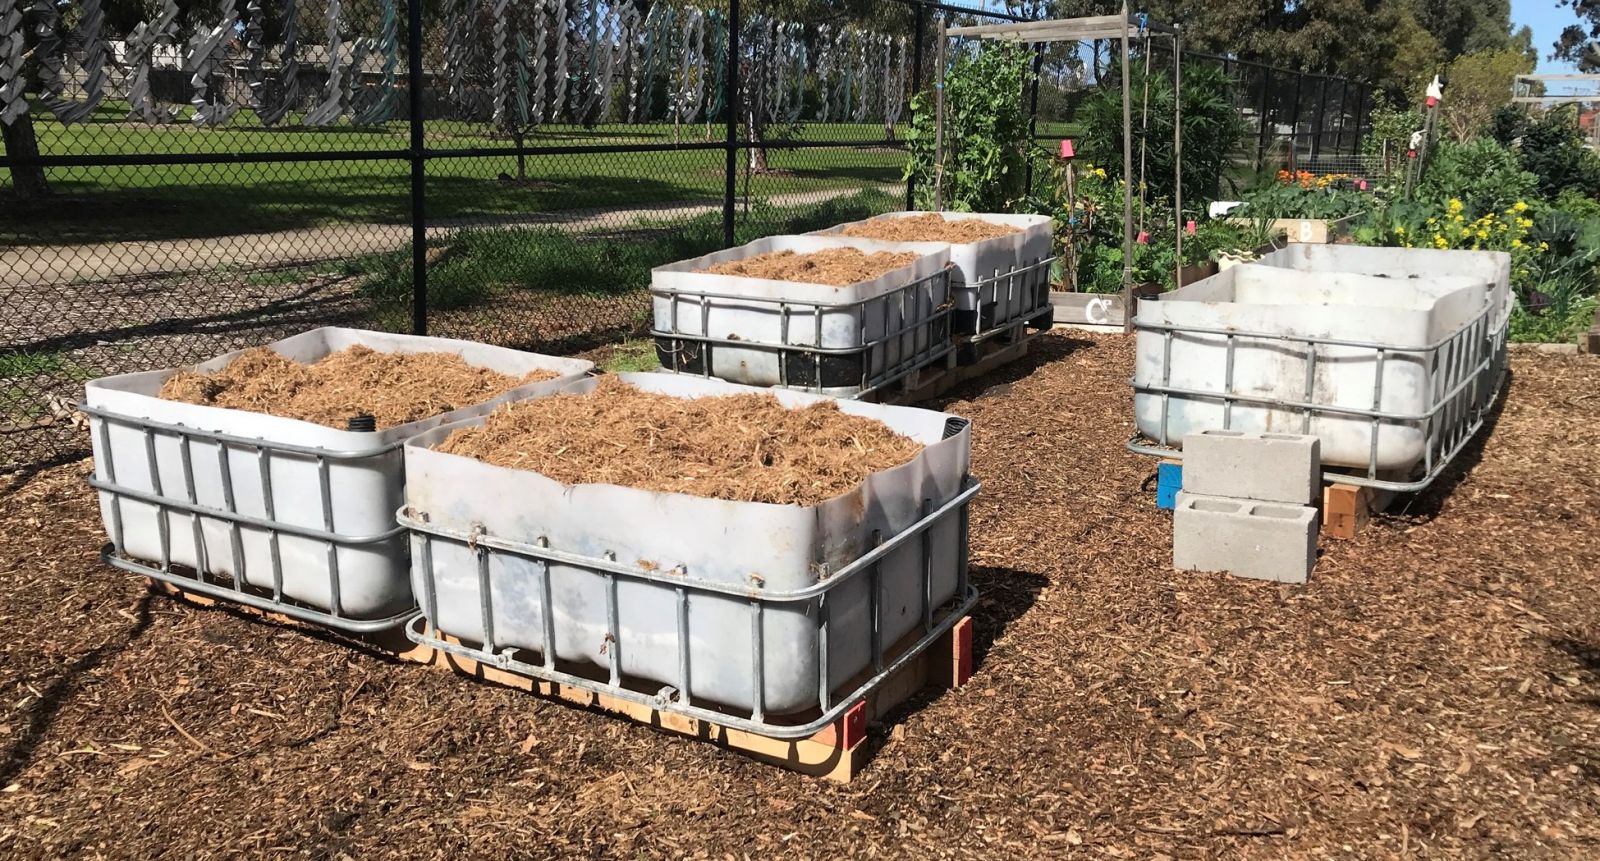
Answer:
[[1173, 491, 1318, 584], [1182, 429, 1321, 505]]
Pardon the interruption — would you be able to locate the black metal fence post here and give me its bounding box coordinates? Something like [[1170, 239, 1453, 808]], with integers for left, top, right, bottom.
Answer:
[[407, 0, 427, 336], [1351, 83, 1369, 156], [1023, 43, 1042, 195], [723, 0, 741, 249], [1287, 72, 1304, 172], [907, 0, 926, 210], [1310, 76, 1328, 162], [1255, 66, 1272, 172]]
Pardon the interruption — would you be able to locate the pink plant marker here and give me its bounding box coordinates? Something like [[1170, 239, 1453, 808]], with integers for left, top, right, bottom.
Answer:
[[1185, 220, 1197, 235], [1060, 139, 1075, 159], [1136, 231, 1150, 244]]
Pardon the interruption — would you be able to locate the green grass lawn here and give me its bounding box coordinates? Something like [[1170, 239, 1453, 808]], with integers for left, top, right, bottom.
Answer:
[[2, 102, 908, 246]]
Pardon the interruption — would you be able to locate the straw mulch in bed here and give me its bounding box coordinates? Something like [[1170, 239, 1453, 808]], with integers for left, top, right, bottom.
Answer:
[[159, 345, 557, 429], [436, 376, 922, 506]]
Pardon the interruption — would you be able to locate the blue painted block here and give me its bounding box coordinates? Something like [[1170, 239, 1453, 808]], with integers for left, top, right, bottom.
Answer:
[[1156, 461, 1183, 510]]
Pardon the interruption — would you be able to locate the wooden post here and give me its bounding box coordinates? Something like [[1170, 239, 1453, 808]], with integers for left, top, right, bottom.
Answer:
[[1120, 4, 1134, 334]]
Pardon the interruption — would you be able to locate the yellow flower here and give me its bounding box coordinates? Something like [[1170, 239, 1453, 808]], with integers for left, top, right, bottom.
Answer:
[[1511, 238, 1523, 248], [1094, 168, 1107, 178], [1394, 226, 1406, 235], [1448, 198, 1464, 214], [1434, 235, 1448, 249], [1518, 218, 1533, 229], [1539, 241, 1550, 251], [1476, 229, 1488, 240], [1513, 201, 1528, 213]]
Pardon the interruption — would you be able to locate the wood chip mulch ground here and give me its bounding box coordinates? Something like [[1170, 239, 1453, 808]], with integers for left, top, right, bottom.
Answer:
[[1, 332, 1597, 859]]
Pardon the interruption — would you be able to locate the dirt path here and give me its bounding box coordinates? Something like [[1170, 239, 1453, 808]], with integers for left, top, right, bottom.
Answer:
[[1, 335, 1597, 858], [0, 185, 905, 289]]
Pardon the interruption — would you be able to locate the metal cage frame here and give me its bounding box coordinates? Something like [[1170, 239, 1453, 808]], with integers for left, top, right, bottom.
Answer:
[[960, 255, 1057, 347], [651, 267, 956, 396], [1125, 298, 1510, 493], [400, 477, 982, 739], [83, 403, 417, 633]]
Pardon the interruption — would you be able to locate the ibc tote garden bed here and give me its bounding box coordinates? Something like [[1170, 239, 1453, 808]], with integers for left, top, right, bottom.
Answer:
[[5, 333, 1600, 857]]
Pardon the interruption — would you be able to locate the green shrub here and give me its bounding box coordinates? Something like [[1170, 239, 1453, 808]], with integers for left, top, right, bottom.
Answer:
[[904, 43, 1033, 212], [1517, 107, 1600, 201], [1416, 138, 1537, 218], [1076, 62, 1243, 207]]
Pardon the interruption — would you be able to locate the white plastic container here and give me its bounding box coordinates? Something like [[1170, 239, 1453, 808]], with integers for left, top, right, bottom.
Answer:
[[810, 211, 1054, 338], [403, 373, 972, 715], [85, 327, 593, 622], [650, 235, 952, 397], [1254, 244, 1511, 322], [1133, 264, 1488, 472]]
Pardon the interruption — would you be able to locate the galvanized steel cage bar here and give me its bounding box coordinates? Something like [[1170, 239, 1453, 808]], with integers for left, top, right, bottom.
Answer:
[[652, 267, 956, 396], [1126, 299, 1509, 493], [400, 477, 981, 739], [82, 402, 415, 632]]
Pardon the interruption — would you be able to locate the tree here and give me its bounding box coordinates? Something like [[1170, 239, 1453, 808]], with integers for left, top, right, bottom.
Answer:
[[1556, 0, 1600, 71], [1440, 48, 1534, 142]]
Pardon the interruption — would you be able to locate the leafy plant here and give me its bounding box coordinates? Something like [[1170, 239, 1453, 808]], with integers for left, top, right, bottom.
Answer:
[[904, 44, 1033, 212], [1361, 92, 1425, 190], [1076, 61, 1243, 207], [1509, 296, 1597, 343], [1415, 138, 1538, 218], [1236, 172, 1371, 220], [1516, 106, 1600, 201]]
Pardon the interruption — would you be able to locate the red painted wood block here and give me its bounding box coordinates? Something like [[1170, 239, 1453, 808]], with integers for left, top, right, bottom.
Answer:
[[952, 617, 974, 686]]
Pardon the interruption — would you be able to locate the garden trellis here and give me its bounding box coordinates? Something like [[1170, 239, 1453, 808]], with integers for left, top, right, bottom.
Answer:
[[944, 7, 1182, 331]]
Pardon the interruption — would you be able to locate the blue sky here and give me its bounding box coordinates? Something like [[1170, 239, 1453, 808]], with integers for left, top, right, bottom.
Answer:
[[1513, 0, 1579, 72]]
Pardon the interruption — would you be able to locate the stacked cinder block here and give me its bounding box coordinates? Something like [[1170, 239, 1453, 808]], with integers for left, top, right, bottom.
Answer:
[[1172, 430, 1321, 584]]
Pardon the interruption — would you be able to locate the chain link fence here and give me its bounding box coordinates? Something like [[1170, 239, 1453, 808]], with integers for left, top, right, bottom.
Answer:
[[1, 1, 1375, 473], [2, 0, 1038, 473], [1029, 41, 1375, 188]]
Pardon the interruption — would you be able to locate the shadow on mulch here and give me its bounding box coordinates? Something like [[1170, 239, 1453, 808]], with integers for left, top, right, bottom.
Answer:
[[923, 333, 1095, 412], [0, 593, 154, 788], [865, 563, 1047, 744], [967, 564, 1050, 668], [1383, 369, 1513, 523]]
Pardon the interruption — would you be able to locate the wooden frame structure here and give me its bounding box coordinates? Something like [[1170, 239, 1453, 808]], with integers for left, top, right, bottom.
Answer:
[[939, 5, 1185, 332]]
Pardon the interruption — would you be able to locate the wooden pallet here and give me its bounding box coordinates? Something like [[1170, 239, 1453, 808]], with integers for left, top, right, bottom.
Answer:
[[145, 576, 976, 780], [143, 578, 430, 661], [409, 618, 975, 783], [876, 329, 1034, 406]]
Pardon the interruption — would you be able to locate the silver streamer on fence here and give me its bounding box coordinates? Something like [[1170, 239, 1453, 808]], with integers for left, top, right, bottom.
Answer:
[[344, 35, 371, 123], [443, 0, 471, 111], [515, 29, 531, 128], [303, 0, 346, 126], [552, 0, 569, 119], [188, 0, 240, 126], [884, 36, 909, 129], [31, 0, 70, 119], [256, 0, 300, 126], [490, 0, 511, 128], [358, 0, 400, 124], [124, 0, 179, 124], [531, 0, 551, 124], [672, 8, 706, 126], [0, 0, 31, 125], [54, 0, 107, 123]]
